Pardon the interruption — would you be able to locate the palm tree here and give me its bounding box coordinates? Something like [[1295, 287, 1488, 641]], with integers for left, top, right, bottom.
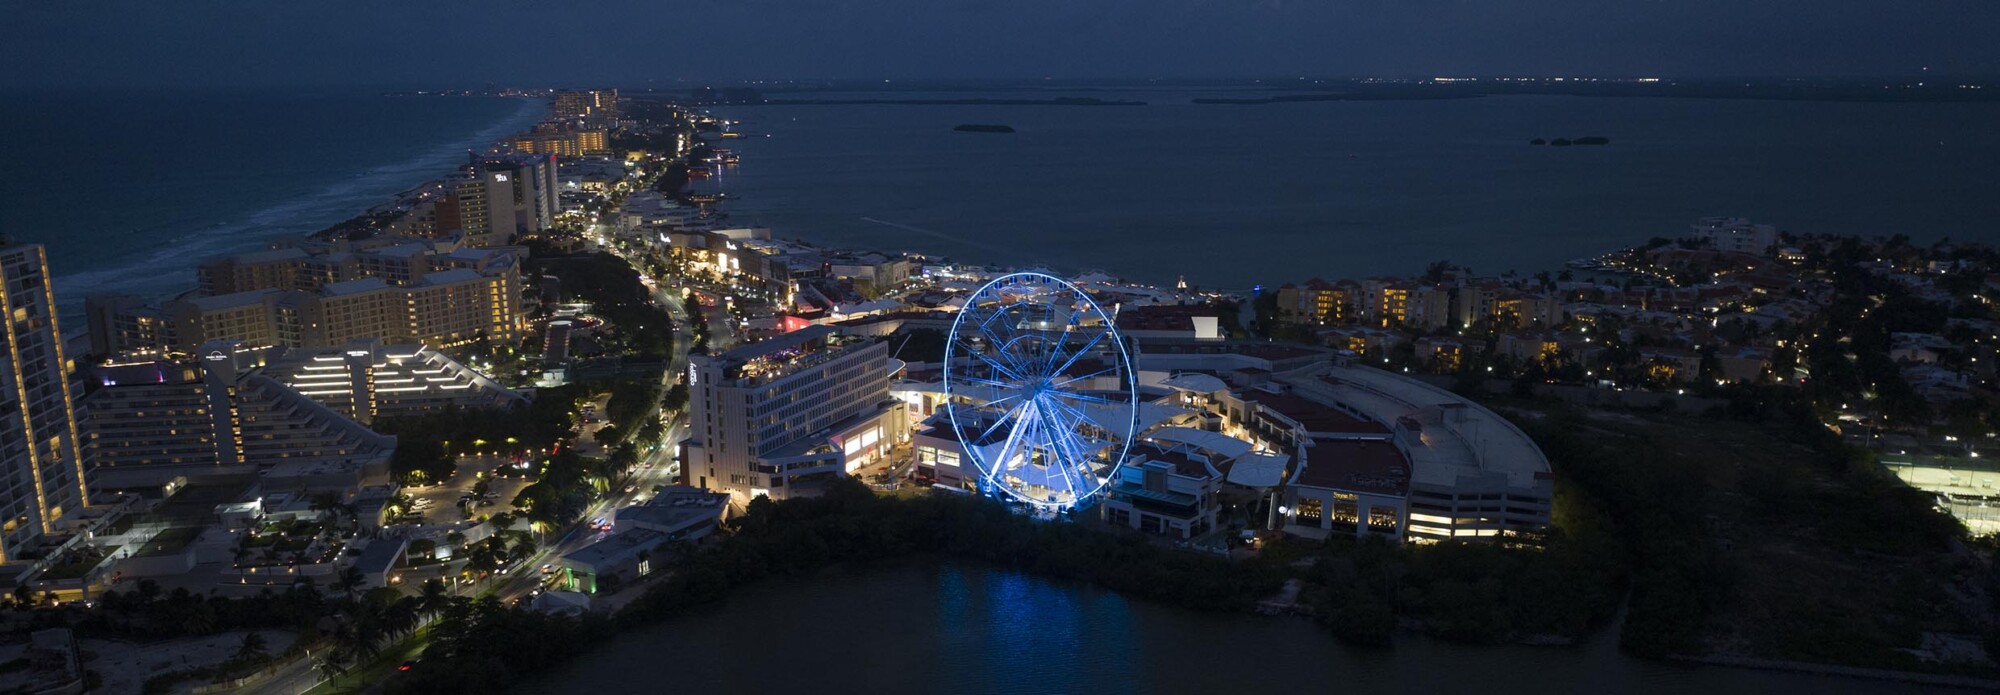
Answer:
[[508, 533, 538, 562], [418, 579, 450, 616], [309, 491, 344, 522], [331, 566, 367, 602], [314, 649, 352, 682], [235, 632, 269, 661]]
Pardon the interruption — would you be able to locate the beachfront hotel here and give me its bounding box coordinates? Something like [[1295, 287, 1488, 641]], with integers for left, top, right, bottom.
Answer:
[[79, 343, 396, 488], [78, 338, 523, 487], [85, 239, 527, 355], [0, 240, 90, 561], [685, 326, 902, 503], [435, 156, 560, 248], [509, 129, 610, 158], [253, 339, 527, 424], [551, 88, 618, 122]]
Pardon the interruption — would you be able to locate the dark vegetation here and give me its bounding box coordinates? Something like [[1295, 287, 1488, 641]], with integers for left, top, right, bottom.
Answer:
[[1480, 392, 1982, 671], [389, 479, 1283, 694], [526, 252, 675, 360], [378, 390, 1991, 693], [374, 394, 578, 484]]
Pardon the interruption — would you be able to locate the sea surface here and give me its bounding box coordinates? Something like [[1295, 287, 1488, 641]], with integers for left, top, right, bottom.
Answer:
[[0, 88, 544, 307], [520, 563, 1970, 695], [706, 88, 2000, 291]]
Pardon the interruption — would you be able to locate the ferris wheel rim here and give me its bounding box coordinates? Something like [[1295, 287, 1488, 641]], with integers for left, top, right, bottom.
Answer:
[[942, 271, 1141, 510]]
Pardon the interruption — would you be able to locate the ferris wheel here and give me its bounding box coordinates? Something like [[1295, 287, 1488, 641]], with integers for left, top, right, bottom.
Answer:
[[943, 272, 1139, 510]]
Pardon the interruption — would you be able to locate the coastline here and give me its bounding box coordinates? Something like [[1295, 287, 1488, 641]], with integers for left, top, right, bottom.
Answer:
[[25, 90, 1996, 692], [42, 95, 547, 309], [1669, 654, 2000, 691]]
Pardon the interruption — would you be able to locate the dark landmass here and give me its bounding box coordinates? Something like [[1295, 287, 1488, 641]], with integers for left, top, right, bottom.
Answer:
[[1535, 136, 1612, 146], [1186, 79, 2000, 104], [1194, 92, 1479, 104], [953, 124, 1015, 133], [755, 97, 1144, 107]]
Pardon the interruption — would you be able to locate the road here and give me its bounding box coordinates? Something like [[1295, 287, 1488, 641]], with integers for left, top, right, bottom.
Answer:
[[482, 244, 698, 605], [264, 256, 703, 695]]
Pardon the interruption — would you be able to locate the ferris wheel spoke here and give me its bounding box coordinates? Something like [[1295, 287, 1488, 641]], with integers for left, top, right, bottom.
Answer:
[[1044, 395, 1101, 439], [1051, 366, 1117, 389], [1044, 329, 1109, 380], [975, 392, 1023, 410], [987, 402, 1041, 486], [1051, 389, 1117, 405], [974, 399, 1029, 445], [1029, 400, 1082, 500], [956, 374, 1018, 390], [1042, 406, 1099, 497], [961, 346, 1027, 382], [950, 272, 1133, 509]]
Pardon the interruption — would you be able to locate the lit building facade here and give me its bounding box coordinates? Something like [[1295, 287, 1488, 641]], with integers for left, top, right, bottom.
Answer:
[[80, 343, 396, 485], [259, 340, 526, 425], [0, 241, 89, 560], [1099, 441, 1226, 539], [89, 244, 527, 354], [685, 326, 899, 503]]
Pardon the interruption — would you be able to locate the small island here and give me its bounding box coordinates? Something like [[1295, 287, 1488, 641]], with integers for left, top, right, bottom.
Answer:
[[1532, 136, 1612, 146], [953, 124, 1015, 133]]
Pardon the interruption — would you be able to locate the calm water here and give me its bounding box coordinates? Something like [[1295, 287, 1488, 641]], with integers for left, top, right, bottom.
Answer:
[[522, 564, 1970, 694], [0, 89, 543, 306], [710, 90, 2000, 290]]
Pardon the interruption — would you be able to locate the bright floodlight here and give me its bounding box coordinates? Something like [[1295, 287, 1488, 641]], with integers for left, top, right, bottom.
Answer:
[[944, 272, 1139, 510]]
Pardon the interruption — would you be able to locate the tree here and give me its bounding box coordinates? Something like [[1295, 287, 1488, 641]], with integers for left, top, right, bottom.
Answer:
[[235, 631, 269, 661], [136, 578, 162, 603], [508, 533, 539, 562], [332, 566, 367, 602], [418, 579, 451, 616], [316, 650, 352, 681]]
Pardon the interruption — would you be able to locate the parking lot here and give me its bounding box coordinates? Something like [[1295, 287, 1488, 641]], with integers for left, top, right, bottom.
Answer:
[[402, 456, 535, 523]]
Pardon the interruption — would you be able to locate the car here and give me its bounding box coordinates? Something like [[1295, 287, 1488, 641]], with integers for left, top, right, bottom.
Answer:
[[540, 563, 554, 574], [398, 660, 416, 672]]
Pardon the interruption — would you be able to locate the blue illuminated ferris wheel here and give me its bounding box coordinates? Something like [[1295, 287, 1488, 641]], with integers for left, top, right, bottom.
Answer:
[[944, 272, 1140, 510]]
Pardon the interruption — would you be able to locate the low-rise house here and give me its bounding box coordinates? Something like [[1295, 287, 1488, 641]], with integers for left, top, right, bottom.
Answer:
[[1100, 442, 1226, 539], [558, 528, 666, 594], [612, 486, 727, 542]]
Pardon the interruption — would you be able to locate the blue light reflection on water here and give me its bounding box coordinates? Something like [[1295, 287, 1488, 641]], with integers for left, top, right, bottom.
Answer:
[[520, 564, 1972, 695]]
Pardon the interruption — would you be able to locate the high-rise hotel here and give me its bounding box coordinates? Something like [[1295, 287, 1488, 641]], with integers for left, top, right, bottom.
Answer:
[[685, 326, 901, 503], [0, 240, 88, 561]]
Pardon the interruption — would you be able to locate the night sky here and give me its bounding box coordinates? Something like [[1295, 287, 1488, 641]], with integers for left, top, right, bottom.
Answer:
[[6, 0, 2000, 87]]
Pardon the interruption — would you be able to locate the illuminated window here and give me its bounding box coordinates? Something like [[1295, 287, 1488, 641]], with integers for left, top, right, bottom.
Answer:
[[1367, 507, 1400, 530]]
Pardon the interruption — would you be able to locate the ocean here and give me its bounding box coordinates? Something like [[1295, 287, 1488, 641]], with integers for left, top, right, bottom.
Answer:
[[704, 88, 2000, 291], [0, 88, 544, 307], [6, 86, 1997, 307]]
